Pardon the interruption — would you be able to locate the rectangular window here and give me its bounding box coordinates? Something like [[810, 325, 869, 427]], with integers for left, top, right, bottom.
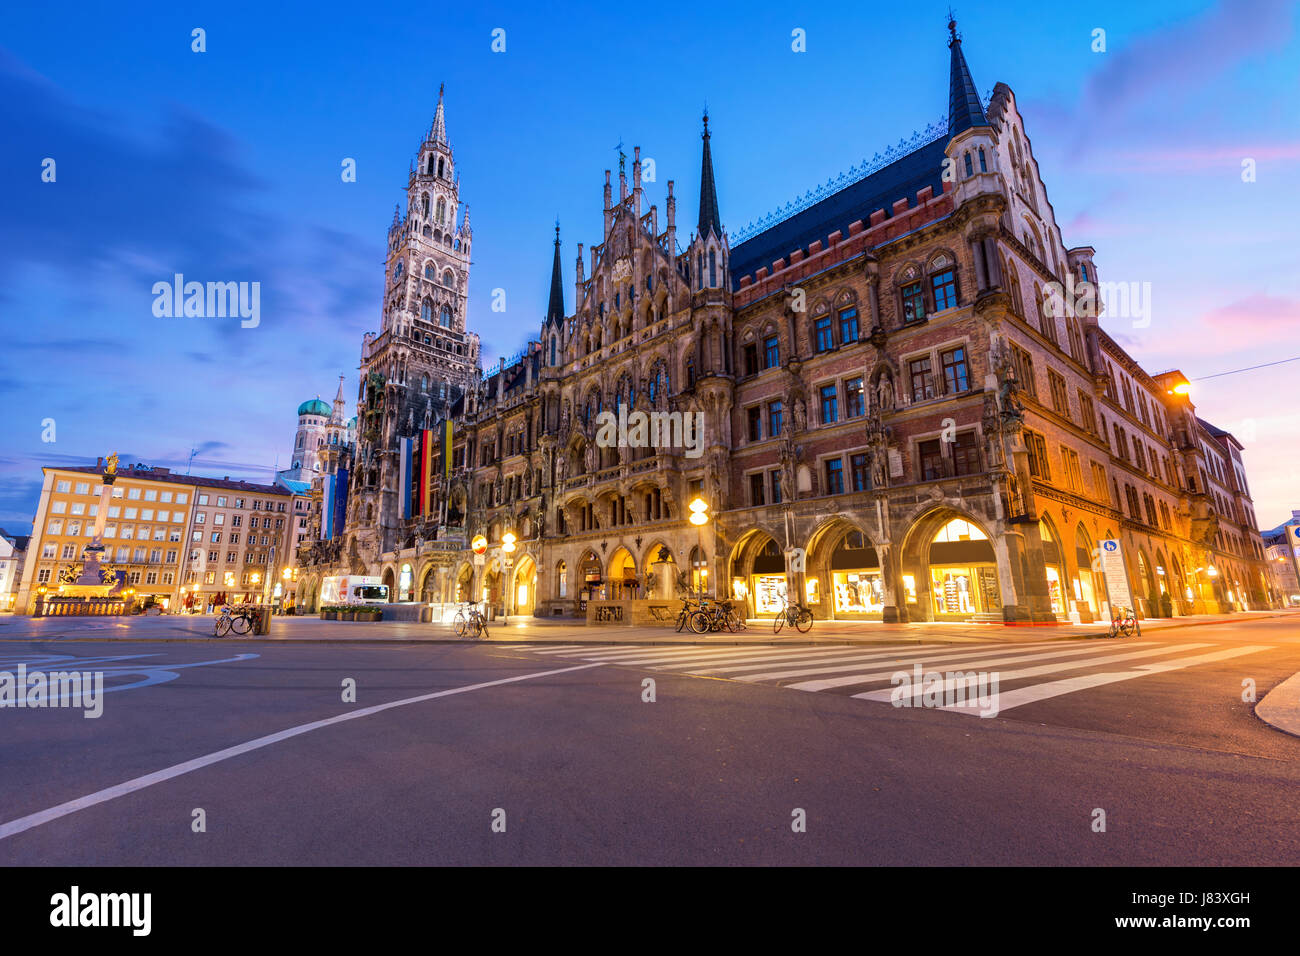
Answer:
[[931, 270, 957, 311], [819, 384, 838, 424], [838, 307, 859, 344], [770, 470, 782, 505], [56, 480, 70, 493], [1048, 369, 1070, 419], [743, 343, 759, 376], [198, 494, 209, 505], [128, 488, 141, 500], [1026, 431, 1051, 480], [74, 482, 90, 495], [749, 473, 765, 507], [850, 453, 870, 492], [768, 401, 783, 437], [918, 439, 944, 481], [1078, 392, 1096, 435], [952, 432, 980, 476], [845, 377, 864, 418], [901, 282, 925, 322], [764, 336, 780, 369], [1011, 344, 1038, 399], [814, 315, 833, 352], [940, 347, 968, 394], [211, 532, 221, 544], [747, 407, 762, 442], [61, 544, 76, 560], [824, 458, 844, 495], [50, 500, 67, 514], [909, 356, 935, 402]]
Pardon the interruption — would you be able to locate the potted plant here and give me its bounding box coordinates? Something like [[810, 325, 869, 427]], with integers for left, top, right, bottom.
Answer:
[[355, 605, 382, 623]]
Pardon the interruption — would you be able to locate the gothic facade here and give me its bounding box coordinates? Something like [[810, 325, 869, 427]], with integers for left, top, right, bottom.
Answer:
[[296, 26, 1276, 621]]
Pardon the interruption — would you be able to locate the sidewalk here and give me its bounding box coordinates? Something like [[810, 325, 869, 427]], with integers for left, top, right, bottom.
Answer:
[[0, 608, 1292, 645]]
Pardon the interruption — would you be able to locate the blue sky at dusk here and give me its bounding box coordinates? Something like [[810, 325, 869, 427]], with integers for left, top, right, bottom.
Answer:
[[1, 0, 1297, 533]]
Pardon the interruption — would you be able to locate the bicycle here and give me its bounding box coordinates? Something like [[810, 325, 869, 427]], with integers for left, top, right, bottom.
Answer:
[[454, 602, 489, 639], [214, 604, 255, 637], [675, 598, 704, 633], [773, 596, 814, 634], [1108, 605, 1137, 638]]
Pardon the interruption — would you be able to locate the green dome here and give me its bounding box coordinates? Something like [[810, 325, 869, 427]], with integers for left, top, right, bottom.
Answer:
[[298, 398, 331, 417]]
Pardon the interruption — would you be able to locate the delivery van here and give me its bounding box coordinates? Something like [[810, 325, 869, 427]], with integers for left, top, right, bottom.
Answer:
[[321, 575, 389, 605]]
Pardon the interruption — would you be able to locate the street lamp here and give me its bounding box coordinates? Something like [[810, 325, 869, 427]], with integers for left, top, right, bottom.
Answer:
[[502, 531, 516, 626], [689, 496, 709, 598]]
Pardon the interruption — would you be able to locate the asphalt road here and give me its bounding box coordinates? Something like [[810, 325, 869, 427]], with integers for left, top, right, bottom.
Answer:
[[1, 617, 1298, 865]]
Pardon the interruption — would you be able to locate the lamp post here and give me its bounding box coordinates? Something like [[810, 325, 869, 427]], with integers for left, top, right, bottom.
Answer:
[[688, 496, 709, 598], [502, 531, 516, 626]]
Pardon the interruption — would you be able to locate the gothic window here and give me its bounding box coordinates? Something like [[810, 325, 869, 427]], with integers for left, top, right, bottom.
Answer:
[[394, 260, 404, 280], [436, 197, 446, 223], [421, 374, 428, 392], [425, 263, 435, 279], [964, 152, 973, 177], [421, 299, 433, 322], [421, 194, 430, 218], [708, 249, 717, 288], [978, 147, 987, 172], [550, 336, 557, 366], [440, 305, 451, 327], [437, 158, 444, 178], [426, 155, 435, 175], [443, 269, 455, 288]]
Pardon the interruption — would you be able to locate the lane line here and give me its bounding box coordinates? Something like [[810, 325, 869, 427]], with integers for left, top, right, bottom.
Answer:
[[963, 645, 1272, 713], [853, 643, 1214, 701], [746, 643, 1161, 688], [0, 661, 603, 842]]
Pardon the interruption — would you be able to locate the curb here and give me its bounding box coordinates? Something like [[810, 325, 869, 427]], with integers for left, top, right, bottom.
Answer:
[[1256, 671, 1300, 739]]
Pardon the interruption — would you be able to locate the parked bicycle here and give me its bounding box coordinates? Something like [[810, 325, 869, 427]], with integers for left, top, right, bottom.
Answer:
[[214, 604, 255, 637], [454, 602, 489, 640], [1109, 605, 1137, 638], [773, 595, 814, 634]]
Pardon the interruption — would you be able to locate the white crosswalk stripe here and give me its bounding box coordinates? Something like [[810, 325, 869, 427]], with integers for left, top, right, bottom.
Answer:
[[502, 640, 1273, 715]]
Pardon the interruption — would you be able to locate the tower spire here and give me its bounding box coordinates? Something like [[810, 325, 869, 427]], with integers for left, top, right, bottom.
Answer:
[[430, 82, 448, 144], [545, 222, 565, 328], [697, 110, 721, 241], [947, 16, 987, 137]]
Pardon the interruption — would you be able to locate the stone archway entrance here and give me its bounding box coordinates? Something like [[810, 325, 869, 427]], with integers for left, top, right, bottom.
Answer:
[[728, 530, 785, 618], [806, 518, 882, 621], [900, 510, 1003, 622], [512, 555, 537, 617]]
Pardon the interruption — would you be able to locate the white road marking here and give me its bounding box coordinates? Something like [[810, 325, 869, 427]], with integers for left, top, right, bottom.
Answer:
[[671, 642, 1065, 675], [853, 643, 1214, 702], [960, 645, 1272, 713], [0, 661, 603, 842], [750, 643, 1162, 688]]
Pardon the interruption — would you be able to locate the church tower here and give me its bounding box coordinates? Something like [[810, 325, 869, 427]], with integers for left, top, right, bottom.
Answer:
[[348, 85, 483, 564]]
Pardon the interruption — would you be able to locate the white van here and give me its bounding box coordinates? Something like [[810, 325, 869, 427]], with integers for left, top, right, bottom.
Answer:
[[321, 575, 389, 606]]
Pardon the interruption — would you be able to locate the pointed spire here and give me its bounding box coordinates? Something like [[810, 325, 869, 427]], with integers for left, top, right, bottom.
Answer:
[[546, 222, 565, 328], [391, 203, 401, 226], [462, 204, 471, 235], [947, 16, 987, 137], [697, 110, 722, 241], [430, 82, 448, 144], [334, 375, 346, 405]]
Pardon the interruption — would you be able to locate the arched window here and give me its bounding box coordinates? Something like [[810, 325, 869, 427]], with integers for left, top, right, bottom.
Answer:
[[549, 336, 557, 366], [425, 263, 435, 279], [443, 269, 455, 288], [978, 147, 988, 172], [394, 260, 404, 279], [421, 374, 428, 392], [964, 152, 973, 177], [439, 305, 451, 327], [426, 155, 435, 175], [421, 194, 430, 218], [437, 158, 445, 178], [421, 299, 433, 322], [708, 249, 717, 288], [435, 197, 446, 223]]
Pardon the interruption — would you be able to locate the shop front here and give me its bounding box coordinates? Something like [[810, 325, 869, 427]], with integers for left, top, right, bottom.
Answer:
[[749, 540, 787, 617], [829, 530, 883, 620], [577, 552, 603, 612], [928, 518, 1001, 619]]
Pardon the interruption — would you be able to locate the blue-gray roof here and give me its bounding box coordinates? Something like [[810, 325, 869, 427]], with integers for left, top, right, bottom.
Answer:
[[729, 136, 948, 290]]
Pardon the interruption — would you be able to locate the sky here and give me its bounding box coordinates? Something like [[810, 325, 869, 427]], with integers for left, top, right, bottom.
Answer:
[[1, 0, 1298, 534]]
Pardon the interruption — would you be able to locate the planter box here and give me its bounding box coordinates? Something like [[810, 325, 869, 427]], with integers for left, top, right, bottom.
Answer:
[[356, 611, 382, 623], [342, 611, 357, 621]]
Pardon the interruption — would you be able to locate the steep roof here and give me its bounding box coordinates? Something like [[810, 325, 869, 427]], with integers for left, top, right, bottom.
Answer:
[[947, 18, 987, 136], [698, 113, 722, 242], [728, 136, 948, 289]]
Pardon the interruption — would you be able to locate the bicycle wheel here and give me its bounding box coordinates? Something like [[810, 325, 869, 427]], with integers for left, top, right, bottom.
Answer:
[[675, 607, 690, 633], [214, 616, 230, 637], [476, 617, 489, 639], [773, 610, 785, 634], [231, 614, 252, 635], [795, 608, 814, 633], [1119, 618, 1136, 638], [453, 610, 468, 637], [688, 610, 710, 634]]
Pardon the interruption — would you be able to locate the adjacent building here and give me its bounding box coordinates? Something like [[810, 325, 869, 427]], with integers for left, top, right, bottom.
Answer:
[[15, 460, 311, 614], [1262, 511, 1300, 607], [0, 529, 29, 611]]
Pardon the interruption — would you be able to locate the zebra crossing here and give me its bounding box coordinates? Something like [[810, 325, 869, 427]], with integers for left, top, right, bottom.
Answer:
[[497, 639, 1273, 717]]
